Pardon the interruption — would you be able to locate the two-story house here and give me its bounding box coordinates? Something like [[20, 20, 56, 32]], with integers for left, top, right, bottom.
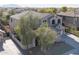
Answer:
[[9, 11, 63, 32], [9, 11, 63, 49]]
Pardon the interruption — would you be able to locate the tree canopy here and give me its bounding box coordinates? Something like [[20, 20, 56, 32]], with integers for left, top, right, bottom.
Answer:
[[61, 6, 68, 12], [14, 12, 40, 46], [1, 12, 10, 25], [38, 8, 57, 14], [35, 22, 57, 52]]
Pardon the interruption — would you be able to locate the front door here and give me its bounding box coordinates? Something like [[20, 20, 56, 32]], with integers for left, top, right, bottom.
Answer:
[[35, 37, 39, 46]]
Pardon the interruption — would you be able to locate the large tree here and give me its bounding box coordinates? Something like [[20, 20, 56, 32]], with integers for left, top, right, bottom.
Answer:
[[35, 22, 57, 53], [27, 13, 41, 30], [14, 12, 40, 48], [1, 13, 10, 25], [14, 16, 35, 47]]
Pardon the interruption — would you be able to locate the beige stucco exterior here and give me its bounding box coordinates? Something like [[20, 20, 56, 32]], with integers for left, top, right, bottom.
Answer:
[[9, 11, 63, 32], [9, 11, 63, 49]]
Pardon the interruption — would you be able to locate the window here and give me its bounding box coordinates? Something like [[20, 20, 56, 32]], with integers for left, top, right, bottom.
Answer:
[[11, 18, 13, 22], [52, 20, 55, 24], [58, 19, 61, 24], [62, 23, 65, 26], [77, 27, 79, 31], [43, 20, 46, 22]]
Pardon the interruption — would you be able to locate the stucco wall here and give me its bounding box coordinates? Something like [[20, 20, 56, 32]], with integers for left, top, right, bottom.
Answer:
[[9, 16, 23, 32], [62, 16, 75, 27], [49, 15, 62, 27], [10, 32, 35, 49], [76, 18, 79, 27]]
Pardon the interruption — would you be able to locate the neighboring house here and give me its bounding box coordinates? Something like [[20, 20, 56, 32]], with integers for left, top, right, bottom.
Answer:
[[12, 8, 26, 13], [57, 12, 79, 30], [9, 11, 63, 49]]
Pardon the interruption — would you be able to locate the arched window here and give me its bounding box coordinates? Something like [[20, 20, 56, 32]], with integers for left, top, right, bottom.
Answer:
[[52, 20, 55, 24]]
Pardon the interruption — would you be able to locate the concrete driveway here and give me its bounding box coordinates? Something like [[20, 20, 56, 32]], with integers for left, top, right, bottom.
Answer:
[[0, 38, 21, 55], [61, 33, 79, 55]]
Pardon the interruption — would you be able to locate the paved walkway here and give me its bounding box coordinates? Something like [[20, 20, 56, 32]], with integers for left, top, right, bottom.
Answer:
[[61, 33, 79, 55], [0, 38, 21, 55]]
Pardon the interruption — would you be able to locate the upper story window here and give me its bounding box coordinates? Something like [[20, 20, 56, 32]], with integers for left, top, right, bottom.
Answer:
[[52, 20, 55, 24], [58, 19, 61, 24], [77, 27, 79, 31], [43, 20, 47, 22]]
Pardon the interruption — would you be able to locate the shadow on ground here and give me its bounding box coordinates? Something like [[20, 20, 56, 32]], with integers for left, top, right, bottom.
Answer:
[[26, 42, 73, 55]]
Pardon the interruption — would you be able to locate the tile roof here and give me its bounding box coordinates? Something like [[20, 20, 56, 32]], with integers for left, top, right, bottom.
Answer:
[[57, 12, 79, 17], [10, 11, 53, 20]]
